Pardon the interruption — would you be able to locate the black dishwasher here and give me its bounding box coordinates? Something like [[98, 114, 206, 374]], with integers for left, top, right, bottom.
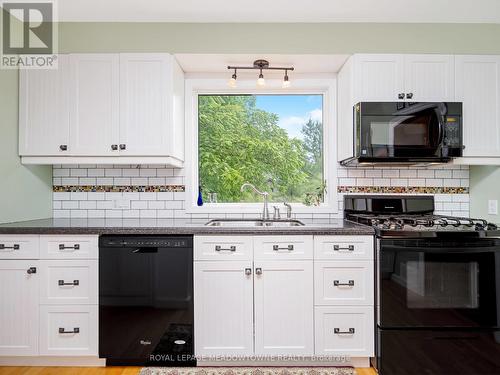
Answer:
[[99, 235, 195, 366]]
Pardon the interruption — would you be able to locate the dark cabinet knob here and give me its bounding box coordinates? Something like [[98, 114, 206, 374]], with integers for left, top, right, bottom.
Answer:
[[59, 145, 68, 151], [119, 144, 126, 150], [398, 93, 405, 99], [111, 144, 118, 151], [406, 93, 414, 99], [27, 267, 36, 274]]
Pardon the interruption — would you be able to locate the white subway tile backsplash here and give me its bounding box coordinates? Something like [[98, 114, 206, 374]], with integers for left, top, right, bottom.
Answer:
[[53, 164, 470, 219]]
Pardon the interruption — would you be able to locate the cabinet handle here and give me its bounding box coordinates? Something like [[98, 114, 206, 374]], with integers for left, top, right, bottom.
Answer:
[[58, 279, 79, 286], [255, 267, 263, 275], [245, 268, 252, 276], [111, 144, 118, 151], [27, 267, 37, 274], [273, 244, 294, 251], [215, 245, 236, 252], [59, 244, 80, 251], [398, 93, 405, 99], [119, 144, 126, 150], [333, 245, 354, 252], [59, 327, 80, 334], [406, 92, 414, 99], [0, 244, 20, 250], [334, 328, 355, 335], [59, 145, 68, 151], [334, 280, 355, 287]]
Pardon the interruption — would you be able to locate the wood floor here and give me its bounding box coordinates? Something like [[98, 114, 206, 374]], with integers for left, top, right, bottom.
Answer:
[[0, 367, 377, 375]]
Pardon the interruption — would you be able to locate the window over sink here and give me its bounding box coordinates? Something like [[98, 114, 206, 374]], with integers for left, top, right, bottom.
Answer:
[[185, 78, 337, 214]]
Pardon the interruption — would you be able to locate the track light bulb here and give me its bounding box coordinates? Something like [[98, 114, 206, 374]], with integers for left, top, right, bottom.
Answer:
[[228, 70, 237, 88], [282, 72, 291, 88], [257, 71, 265, 87]]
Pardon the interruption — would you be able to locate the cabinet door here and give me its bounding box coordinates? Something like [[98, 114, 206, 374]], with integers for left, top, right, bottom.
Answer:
[[456, 55, 500, 157], [354, 54, 405, 102], [194, 261, 253, 356], [404, 55, 455, 101], [19, 55, 70, 156], [0, 260, 39, 355], [119, 54, 171, 156], [69, 54, 119, 155], [254, 260, 314, 355]]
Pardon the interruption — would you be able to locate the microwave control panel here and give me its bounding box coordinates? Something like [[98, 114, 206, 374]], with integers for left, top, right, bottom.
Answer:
[[443, 116, 462, 147]]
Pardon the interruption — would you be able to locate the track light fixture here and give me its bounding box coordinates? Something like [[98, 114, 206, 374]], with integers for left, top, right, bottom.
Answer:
[[227, 59, 294, 88]]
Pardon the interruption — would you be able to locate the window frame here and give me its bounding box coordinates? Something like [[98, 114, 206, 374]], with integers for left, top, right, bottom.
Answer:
[[184, 76, 338, 215]]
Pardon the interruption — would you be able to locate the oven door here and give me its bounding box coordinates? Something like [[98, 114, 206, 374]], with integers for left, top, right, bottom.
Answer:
[[378, 237, 500, 328], [358, 102, 446, 159]]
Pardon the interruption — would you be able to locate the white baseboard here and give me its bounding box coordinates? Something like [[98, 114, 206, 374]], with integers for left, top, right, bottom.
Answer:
[[0, 356, 106, 367]]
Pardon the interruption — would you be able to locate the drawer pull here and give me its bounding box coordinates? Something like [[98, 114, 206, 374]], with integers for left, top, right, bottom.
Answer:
[[333, 245, 354, 252], [27, 267, 37, 274], [59, 327, 80, 334], [334, 328, 355, 335], [59, 244, 80, 251], [0, 244, 20, 250], [58, 279, 79, 286], [334, 280, 355, 287], [273, 244, 294, 251], [245, 268, 252, 276], [215, 245, 236, 252]]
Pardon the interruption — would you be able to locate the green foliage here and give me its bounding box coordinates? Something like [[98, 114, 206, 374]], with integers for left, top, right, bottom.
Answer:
[[198, 95, 324, 204]]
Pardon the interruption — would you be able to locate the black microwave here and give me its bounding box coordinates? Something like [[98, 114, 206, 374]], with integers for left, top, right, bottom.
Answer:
[[340, 102, 463, 166]]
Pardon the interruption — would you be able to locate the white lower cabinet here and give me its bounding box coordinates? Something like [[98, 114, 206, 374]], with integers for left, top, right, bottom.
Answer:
[[254, 260, 313, 355], [314, 306, 374, 357], [0, 235, 98, 360], [39, 305, 98, 356], [194, 261, 254, 356], [0, 260, 39, 356]]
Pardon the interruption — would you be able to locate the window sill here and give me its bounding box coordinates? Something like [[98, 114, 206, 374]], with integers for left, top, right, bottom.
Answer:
[[184, 203, 338, 215]]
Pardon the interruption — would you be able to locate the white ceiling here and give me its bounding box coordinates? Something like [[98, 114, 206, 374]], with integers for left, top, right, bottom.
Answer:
[[58, 0, 500, 23], [175, 54, 350, 74]]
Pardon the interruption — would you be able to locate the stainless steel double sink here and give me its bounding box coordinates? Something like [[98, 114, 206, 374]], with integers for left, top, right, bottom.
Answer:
[[205, 218, 305, 227]]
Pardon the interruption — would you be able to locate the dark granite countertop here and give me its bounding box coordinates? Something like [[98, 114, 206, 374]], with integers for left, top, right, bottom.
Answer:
[[0, 218, 374, 236]]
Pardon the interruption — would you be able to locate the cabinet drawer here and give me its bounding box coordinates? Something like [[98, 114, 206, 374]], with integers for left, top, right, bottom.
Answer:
[[254, 235, 313, 260], [194, 236, 252, 261], [40, 235, 98, 259], [315, 306, 374, 356], [0, 235, 39, 259], [39, 305, 98, 356], [40, 260, 98, 305], [314, 261, 374, 305], [314, 236, 374, 260]]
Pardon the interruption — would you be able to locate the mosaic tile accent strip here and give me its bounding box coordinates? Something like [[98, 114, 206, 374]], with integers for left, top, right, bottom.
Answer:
[[337, 186, 469, 194], [53, 185, 185, 193]]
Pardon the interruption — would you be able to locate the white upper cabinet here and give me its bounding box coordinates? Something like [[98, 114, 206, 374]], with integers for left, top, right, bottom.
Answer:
[[19, 53, 185, 166], [353, 54, 405, 102], [19, 55, 70, 156], [404, 54, 455, 102], [455, 55, 500, 159], [69, 54, 120, 156], [119, 54, 184, 158]]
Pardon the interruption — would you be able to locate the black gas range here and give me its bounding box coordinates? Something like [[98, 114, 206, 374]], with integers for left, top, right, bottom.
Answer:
[[345, 195, 499, 238], [345, 195, 500, 375]]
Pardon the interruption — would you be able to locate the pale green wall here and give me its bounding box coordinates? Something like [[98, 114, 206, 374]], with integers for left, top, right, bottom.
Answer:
[[1, 22, 500, 223], [59, 23, 500, 54], [0, 69, 52, 224], [470, 166, 500, 224]]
